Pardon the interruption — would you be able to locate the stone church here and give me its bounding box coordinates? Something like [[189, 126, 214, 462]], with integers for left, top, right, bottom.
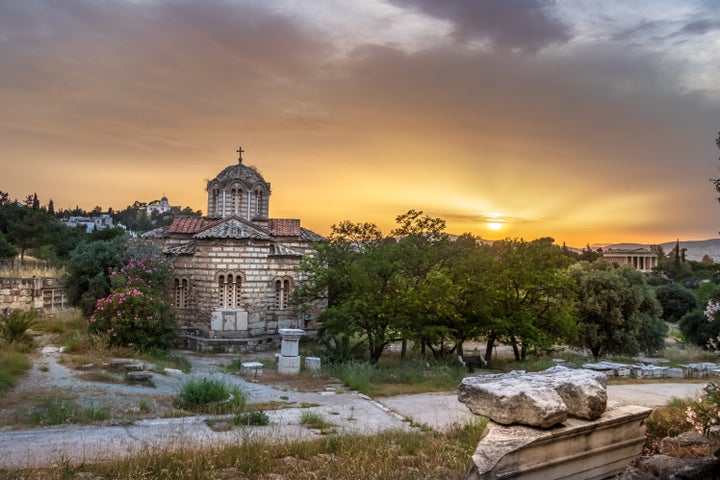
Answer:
[[149, 149, 325, 351]]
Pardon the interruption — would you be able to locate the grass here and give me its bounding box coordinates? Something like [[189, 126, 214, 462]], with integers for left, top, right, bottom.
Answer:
[[27, 395, 112, 426], [0, 345, 32, 395], [175, 377, 246, 414], [0, 419, 488, 479], [330, 356, 467, 397], [300, 410, 333, 432]]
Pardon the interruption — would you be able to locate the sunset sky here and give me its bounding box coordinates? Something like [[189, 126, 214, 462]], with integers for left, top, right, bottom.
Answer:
[[2, 0, 720, 246]]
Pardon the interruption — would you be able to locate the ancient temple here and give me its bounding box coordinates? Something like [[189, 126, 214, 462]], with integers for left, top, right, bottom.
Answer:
[[149, 148, 324, 351]]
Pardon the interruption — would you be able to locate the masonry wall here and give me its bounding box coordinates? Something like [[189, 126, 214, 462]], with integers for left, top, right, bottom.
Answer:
[[170, 238, 318, 337], [0, 277, 67, 314]]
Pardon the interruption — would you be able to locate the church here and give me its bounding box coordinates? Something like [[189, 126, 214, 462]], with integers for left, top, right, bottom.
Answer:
[[149, 148, 325, 351]]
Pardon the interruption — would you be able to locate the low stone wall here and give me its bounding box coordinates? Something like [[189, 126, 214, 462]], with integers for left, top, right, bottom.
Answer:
[[0, 277, 67, 315]]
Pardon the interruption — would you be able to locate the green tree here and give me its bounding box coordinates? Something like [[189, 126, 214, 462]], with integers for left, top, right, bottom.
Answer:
[[654, 283, 698, 322], [63, 236, 127, 316], [486, 237, 576, 362], [569, 260, 664, 360], [0, 233, 17, 260], [679, 308, 720, 348]]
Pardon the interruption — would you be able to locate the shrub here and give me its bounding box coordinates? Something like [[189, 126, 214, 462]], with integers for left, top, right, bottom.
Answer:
[[176, 377, 246, 414], [0, 310, 37, 344], [87, 238, 179, 352], [234, 409, 270, 426], [687, 381, 720, 438]]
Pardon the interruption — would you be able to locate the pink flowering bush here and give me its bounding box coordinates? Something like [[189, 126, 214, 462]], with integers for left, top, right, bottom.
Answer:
[[89, 239, 178, 351]]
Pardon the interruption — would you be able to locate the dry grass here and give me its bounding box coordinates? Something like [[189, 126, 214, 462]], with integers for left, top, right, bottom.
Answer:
[[0, 420, 488, 479]]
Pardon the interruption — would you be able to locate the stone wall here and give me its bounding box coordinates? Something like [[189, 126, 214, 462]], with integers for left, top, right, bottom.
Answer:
[[0, 277, 67, 314], [170, 238, 317, 337]]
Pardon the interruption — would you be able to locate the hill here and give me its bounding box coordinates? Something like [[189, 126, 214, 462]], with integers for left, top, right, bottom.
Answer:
[[595, 239, 720, 263]]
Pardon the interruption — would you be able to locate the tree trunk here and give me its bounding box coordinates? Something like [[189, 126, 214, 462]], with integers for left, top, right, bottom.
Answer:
[[484, 332, 496, 363], [456, 342, 464, 357], [400, 339, 407, 358], [510, 336, 520, 362]]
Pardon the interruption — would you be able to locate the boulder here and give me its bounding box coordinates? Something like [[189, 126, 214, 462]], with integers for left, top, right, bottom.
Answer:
[[458, 366, 607, 428]]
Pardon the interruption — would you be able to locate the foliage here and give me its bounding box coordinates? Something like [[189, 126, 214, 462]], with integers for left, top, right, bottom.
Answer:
[[655, 283, 698, 322], [0, 232, 17, 259], [569, 260, 664, 360], [679, 308, 720, 348], [645, 397, 694, 446], [329, 356, 467, 397], [28, 395, 112, 426], [316, 333, 367, 364], [0, 310, 36, 344], [687, 381, 720, 438], [0, 346, 32, 395], [88, 238, 179, 351], [176, 377, 246, 414], [486, 237, 576, 362], [234, 409, 270, 426], [63, 235, 127, 316]]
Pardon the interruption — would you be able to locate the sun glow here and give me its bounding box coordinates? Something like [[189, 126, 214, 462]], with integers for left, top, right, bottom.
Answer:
[[485, 212, 505, 231], [487, 222, 503, 231]]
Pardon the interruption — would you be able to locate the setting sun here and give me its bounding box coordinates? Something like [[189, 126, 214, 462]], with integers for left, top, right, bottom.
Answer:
[[487, 222, 503, 231]]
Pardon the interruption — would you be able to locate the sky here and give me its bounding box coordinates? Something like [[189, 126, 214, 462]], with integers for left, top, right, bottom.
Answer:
[[1, 0, 720, 246]]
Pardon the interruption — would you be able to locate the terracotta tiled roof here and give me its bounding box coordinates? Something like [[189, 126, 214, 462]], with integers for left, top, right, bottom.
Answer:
[[168, 216, 208, 234], [268, 218, 301, 236]]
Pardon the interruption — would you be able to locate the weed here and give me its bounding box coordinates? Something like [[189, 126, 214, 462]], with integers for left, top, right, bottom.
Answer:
[[0, 310, 36, 344], [299, 410, 332, 431], [234, 409, 270, 426], [138, 399, 153, 413], [28, 395, 113, 426], [176, 377, 246, 414], [0, 346, 32, 394]]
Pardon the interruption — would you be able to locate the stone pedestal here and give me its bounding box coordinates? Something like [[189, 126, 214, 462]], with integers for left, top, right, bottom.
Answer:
[[305, 356, 321, 371], [278, 328, 304, 375]]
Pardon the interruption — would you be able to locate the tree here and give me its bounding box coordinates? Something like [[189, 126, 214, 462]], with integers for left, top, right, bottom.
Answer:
[[679, 305, 720, 348], [486, 237, 576, 362], [0, 233, 17, 260], [64, 236, 127, 316], [569, 260, 664, 360], [654, 283, 698, 322]]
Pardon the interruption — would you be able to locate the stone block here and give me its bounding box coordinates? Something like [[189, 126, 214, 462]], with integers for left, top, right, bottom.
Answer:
[[305, 356, 321, 371], [278, 355, 301, 375], [463, 405, 652, 480], [458, 366, 607, 428]]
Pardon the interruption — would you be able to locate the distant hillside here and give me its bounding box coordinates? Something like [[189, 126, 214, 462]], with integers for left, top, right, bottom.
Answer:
[[594, 239, 720, 263]]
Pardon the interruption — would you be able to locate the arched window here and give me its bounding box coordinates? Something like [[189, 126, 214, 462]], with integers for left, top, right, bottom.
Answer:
[[218, 273, 242, 308], [275, 278, 291, 310], [254, 190, 264, 218], [173, 277, 189, 308]]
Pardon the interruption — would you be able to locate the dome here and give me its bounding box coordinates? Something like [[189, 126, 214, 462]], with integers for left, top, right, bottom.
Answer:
[[210, 162, 267, 188]]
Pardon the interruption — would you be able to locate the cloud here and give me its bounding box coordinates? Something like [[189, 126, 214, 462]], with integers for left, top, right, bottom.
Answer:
[[386, 0, 572, 51]]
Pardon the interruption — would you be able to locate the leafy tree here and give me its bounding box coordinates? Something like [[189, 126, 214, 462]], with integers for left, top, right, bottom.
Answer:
[[486, 237, 576, 362], [569, 260, 664, 360], [0, 233, 17, 260], [1, 203, 58, 263], [63, 236, 127, 316], [654, 283, 698, 322], [679, 309, 719, 347], [89, 238, 178, 351]]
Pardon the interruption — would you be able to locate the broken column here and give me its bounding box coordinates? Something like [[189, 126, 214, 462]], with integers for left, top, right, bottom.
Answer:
[[277, 328, 304, 375], [459, 366, 651, 479]]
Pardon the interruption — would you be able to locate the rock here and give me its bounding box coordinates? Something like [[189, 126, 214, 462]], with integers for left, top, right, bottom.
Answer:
[[163, 367, 184, 377], [635, 454, 720, 480], [659, 430, 713, 456], [126, 371, 152, 381], [458, 366, 607, 428]]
